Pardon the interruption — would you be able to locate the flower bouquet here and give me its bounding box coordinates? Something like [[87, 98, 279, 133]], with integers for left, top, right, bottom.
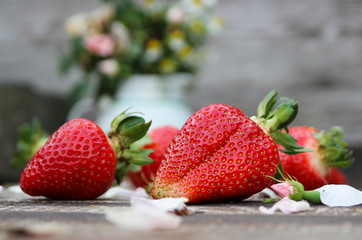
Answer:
[[60, 0, 223, 104]]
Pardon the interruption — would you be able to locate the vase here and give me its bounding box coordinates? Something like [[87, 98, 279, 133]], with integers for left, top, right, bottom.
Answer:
[[95, 74, 195, 133]]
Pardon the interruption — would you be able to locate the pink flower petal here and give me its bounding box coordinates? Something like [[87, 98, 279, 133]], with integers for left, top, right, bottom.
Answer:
[[270, 181, 294, 198], [259, 197, 310, 214]]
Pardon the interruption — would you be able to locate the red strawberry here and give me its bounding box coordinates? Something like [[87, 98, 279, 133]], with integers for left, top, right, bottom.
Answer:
[[20, 110, 152, 200], [128, 126, 179, 190], [325, 168, 347, 185], [151, 90, 308, 203], [279, 126, 353, 190]]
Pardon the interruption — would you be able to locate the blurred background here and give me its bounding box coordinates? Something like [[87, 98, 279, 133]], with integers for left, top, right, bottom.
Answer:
[[1, 0, 361, 187]]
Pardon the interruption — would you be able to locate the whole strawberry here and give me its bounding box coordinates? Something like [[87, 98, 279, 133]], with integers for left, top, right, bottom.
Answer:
[[151, 90, 309, 203], [128, 126, 179, 190], [279, 126, 353, 190], [20, 110, 152, 200]]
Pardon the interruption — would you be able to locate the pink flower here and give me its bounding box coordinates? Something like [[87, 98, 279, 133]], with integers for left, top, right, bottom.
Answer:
[[84, 34, 115, 57], [166, 7, 185, 24], [271, 181, 294, 198]]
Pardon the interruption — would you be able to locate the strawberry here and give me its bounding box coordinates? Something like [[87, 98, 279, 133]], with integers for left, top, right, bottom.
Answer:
[[279, 126, 353, 190], [325, 167, 347, 185], [19, 110, 152, 200], [151, 90, 309, 203], [128, 126, 179, 190]]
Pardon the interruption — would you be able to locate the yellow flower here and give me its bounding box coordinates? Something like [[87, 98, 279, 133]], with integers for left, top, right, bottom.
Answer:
[[177, 45, 193, 60], [168, 30, 186, 51], [190, 19, 206, 34], [144, 0, 155, 7], [145, 39, 163, 62], [159, 58, 177, 73], [146, 39, 162, 50]]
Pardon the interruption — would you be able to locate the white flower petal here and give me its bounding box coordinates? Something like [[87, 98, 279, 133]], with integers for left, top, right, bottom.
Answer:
[[102, 187, 149, 199], [131, 197, 189, 213], [259, 197, 310, 214], [105, 204, 182, 231], [0, 185, 3, 194], [246, 188, 279, 201], [315, 184, 362, 207]]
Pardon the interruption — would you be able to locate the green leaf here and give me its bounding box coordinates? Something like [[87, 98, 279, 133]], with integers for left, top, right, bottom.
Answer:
[[265, 99, 298, 131], [270, 130, 314, 155], [257, 89, 278, 118], [130, 135, 153, 151], [10, 119, 49, 169], [124, 149, 154, 166], [314, 126, 354, 169], [279, 148, 315, 155], [115, 161, 130, 185], [117, 117, 152, 147], [58, 54, 74, 75]]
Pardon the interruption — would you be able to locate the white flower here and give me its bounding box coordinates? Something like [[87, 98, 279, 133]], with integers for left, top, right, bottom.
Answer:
[[166, 6, 185, 24], [64, 13, 89, 37], [98, 59, 120, 77], [144, 39, 163, 62], [90, 4, 115, 25], [168, 30, 186, 51], [181, 0, 217, 13], [207, 16, 224, 35], [111, 22, 131, 53], [259, 197, 310, 214], [315, 184, 362, 207], [0, 185, 3, 195]]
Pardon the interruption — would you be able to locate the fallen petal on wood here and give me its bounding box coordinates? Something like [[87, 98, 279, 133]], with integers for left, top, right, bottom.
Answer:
[[315, 184, 362, 207], [259, 197, 310, 214], [246, 188, 279, 201], [131, 196, 191, 215], [102, 187, 149, 199], [105, 204, 182, 231]]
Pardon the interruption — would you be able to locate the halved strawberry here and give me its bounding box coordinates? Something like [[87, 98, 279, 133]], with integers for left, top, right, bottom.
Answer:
[[151, 90, 309, 203], [279, 126, 353, 190], [325, 167, 347, 185], [20, 110, 152, 200], [128, 126, 179, 190]]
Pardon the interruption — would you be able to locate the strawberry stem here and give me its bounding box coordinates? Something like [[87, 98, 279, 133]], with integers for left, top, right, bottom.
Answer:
[[254, 90, 313, 155], [302, 190, 322, 204], [11, 119, 49, 169], [108, 109, 153, 184], [314, 126, 354, 169]]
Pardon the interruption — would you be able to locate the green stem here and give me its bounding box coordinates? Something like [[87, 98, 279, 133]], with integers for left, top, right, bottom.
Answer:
[[303, 191, 322, 204]]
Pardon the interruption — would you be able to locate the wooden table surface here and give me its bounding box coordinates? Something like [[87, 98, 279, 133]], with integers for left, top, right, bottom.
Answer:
[[1, 187, 361, 240]]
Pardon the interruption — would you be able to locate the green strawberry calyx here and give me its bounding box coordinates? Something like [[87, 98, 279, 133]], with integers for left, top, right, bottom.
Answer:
[[108, 109, 154, 184], [314, 126, 354, 169], [11, 119, 49, 169], [251, 89, 313, 155]]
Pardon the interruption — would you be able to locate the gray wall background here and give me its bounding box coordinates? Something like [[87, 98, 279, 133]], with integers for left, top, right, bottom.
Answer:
[[1, 0, 362, 183]]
